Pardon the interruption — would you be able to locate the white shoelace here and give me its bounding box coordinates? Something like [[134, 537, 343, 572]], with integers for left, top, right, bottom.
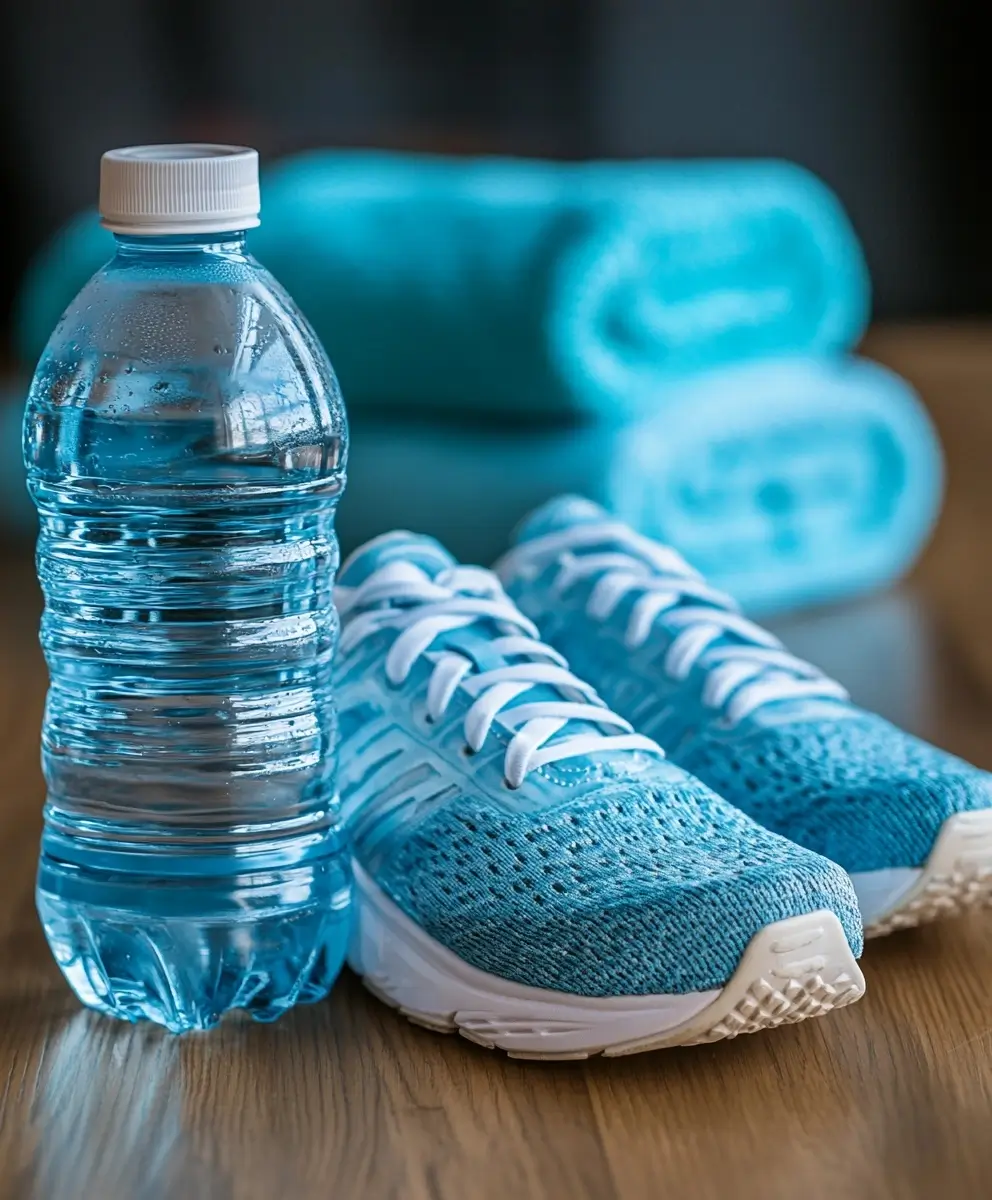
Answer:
[[500, 522, 849, 727], [335, 560, 663, 788]]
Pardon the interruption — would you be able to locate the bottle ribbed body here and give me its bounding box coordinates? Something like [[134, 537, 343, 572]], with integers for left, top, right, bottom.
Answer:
[[26, 232, 350, 1030]]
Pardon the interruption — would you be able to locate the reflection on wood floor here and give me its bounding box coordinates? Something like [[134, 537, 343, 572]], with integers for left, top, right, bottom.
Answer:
[[1, 326, 991, 1199]]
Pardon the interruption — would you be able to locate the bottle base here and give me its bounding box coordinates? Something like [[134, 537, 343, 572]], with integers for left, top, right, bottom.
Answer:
[[37, 856, 352, 1033]]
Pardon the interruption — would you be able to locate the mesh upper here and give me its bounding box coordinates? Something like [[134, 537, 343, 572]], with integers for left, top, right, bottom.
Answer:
[[369, 777, 863, 996], [677, 712, 992, 874], [504, 500, 992, 883]]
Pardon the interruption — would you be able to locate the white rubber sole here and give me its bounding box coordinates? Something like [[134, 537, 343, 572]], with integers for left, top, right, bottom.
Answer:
[[347, 860, 865, 1060], [852, 809, 992, 938]]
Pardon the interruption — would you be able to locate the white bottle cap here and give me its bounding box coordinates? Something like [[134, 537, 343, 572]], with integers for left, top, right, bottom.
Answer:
[[99, 144, 261, 236]]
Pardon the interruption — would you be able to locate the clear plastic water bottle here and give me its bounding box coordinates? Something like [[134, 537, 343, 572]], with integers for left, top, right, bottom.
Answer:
[[24, 145, 350, 1032]]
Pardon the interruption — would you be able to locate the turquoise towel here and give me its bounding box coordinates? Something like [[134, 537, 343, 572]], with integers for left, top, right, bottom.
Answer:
[[337, 358, 940, 614], [14, 152, 869, 421]]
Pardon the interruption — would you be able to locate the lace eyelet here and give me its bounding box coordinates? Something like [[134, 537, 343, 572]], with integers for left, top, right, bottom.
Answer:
[[460, 744, 476, 757], [502, 777, 520, 790]]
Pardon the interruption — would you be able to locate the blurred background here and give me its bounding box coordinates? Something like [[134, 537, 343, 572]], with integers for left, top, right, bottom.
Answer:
[[2, 12, 992, 1192], [2, 0, 991, 631], [1, 0, 990, 333]]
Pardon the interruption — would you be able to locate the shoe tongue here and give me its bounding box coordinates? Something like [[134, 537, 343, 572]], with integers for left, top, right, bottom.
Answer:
[[512, 495, 610, 544], [337, 531, 456, 587]]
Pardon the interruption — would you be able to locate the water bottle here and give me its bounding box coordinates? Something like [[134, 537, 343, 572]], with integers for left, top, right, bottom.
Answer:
[[24, 145, 350, 1032]]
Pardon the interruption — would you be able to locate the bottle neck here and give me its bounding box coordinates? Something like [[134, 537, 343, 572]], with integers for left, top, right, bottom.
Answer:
[[113, 230, 249, 258]]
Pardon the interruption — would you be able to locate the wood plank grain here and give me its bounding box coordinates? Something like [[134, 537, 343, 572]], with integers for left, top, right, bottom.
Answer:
[[2, 325, 992, 1197]]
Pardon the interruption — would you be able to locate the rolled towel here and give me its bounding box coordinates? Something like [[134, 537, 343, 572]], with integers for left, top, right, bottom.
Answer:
[[337, 358, 941, 614], [15, 152, 869, 421]]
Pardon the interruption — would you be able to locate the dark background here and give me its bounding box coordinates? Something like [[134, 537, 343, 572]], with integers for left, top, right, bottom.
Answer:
[[1, 0, 988, 338]]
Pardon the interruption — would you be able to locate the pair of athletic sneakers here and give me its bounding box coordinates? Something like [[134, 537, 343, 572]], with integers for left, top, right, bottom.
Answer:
[[334, 495, 992, 1060]]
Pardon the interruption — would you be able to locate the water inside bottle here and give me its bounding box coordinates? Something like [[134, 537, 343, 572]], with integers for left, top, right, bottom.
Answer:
[[27, 286, 351, 1031]]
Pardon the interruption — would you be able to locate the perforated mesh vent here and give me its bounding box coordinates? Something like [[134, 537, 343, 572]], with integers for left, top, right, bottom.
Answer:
[[371, 778, 862, 996], [677, 714, 992, 874]]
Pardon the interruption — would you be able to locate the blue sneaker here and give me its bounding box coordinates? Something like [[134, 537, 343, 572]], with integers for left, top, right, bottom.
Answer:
[[498, 497, 992, 938], [334, 531, 864, 1059]]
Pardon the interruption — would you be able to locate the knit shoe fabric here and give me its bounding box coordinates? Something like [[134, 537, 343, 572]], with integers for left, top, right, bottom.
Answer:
[[499, 496, 992, 935], [334, 531, 864, 1055]]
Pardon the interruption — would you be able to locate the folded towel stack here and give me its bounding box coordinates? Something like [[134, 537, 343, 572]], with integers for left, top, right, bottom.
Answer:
[[342, 359, 939, 614], [252, 152, 870, 422], [9, 151, 941, 612]]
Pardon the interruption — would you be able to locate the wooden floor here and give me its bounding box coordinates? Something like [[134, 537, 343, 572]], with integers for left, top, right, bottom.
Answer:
[[2, 326, 992, 1200]]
